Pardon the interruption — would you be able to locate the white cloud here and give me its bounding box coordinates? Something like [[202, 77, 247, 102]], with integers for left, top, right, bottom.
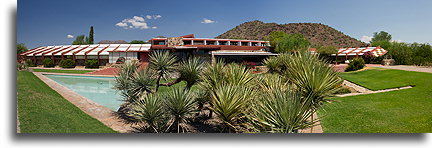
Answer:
[[201, 18, 216, 24], [146, 15, 162, 19], [67, 34, 74, 38], [115, 15, 159, 30], [153, 15, 162, 19], [361, 35, 372, 43], [152, 26, 157, 29]]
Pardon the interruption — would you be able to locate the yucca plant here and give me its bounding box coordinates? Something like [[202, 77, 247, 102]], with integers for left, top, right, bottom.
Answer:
[[210, 84, 255, 132], [162, 57, 205, 89], [128, 94, 168, 133], [128, 68, 156, 102], [255, 73, 289, 93], [114, 60, 141, 103], [251, 89, 317, 133], [149, 50, 177, 92], [198, 60, 226, 99], [224, 63, 255, 86], [263, 55, 280, 73], [163, 87, 197, 133], [283, 51, 342, 109]]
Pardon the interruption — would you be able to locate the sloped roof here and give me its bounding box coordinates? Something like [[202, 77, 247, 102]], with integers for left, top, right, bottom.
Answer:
[[332, 47, 387, 57], [21, 44, 151, 57]]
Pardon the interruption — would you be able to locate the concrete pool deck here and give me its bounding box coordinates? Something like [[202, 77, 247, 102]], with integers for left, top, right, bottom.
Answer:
[[33, 72, 136, 133]]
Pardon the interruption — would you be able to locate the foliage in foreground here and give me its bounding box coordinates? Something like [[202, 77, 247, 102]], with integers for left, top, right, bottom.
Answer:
[[116, 51, 341, 133]]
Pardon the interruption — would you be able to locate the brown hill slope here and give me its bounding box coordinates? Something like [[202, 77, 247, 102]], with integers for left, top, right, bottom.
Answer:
[[216, 20, 366, 47]]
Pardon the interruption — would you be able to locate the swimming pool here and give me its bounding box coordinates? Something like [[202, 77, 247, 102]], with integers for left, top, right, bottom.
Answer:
[[44, 74, 123, 111]]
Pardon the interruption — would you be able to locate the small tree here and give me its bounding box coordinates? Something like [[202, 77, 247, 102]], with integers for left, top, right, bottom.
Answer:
[[43, 58, 55, 67], [345, 57, 365, 72], [371, 31, 392, 43], [85, 59, 99, 68], [88, 26, 94, 44], [17, 43, 28, 54], [59, 59, 76, 68], [130, 40, 148, 44], [316, 46, 338, 62], [72, 35, 87, 45]]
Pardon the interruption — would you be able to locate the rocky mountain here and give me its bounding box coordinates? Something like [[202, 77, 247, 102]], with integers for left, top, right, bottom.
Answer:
[[216, 20, 366, 47]]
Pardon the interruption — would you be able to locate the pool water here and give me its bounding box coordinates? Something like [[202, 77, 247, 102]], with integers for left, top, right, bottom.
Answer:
[[45, 74, 123, 111]]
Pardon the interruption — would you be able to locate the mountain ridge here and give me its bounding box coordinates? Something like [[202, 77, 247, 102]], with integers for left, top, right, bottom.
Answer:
[[216, 20, 366, 47]]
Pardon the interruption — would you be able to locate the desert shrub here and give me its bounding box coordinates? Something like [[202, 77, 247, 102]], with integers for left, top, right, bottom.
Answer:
[[26, 59, 36, 67], [17, 61, 28, 71], [43, 58, 55, 67], [59, 59, 75, 68], [345, 57, 365, 72], [85, 59, 99, 68]]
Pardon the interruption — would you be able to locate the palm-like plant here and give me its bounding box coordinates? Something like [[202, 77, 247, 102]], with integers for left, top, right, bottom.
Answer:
[[114, 60, 141, 103], [128, 68, 155, 102], [177, 57, 205, 88], [255, 73, 289, 93], [149, 50, 177, 92], [251, 89, 317, 133], [128, 94, 168, 133], [210, 84, 255, 132], [283, 51, 342, 109], [163, 87, 197, 133]]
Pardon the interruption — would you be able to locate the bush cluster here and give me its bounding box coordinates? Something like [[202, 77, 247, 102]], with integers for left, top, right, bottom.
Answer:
[[373, 41, 432, 66], [85, 59, 99, 68], [26, 59, 36, 67], [43, 58, 55, 67], [59, 59, 75, 68], [345, 57, 365, 72]]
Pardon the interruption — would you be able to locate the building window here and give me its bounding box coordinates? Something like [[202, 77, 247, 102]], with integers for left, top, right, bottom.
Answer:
[[219, 41, 228, 45], [230, 42, 238, 46], [194, 40, 204, 45], [251, 42, 258, 46], [153, 40, 166, 45], [207, 41, 216, 45], [241, 42, 249, 46], [183, 40, 192, 45]]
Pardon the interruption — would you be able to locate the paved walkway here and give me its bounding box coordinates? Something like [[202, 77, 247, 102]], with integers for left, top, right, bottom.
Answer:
[[33, 72, 137, 133], [368, 65, 432, 73], [86, 67, 119, 76]]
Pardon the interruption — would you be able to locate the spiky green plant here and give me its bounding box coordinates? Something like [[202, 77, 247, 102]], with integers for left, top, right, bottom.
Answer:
[[128, 94, 168, 133], [255, 73, 289, 93], [210, 84, 255, 132], [283, 51, 342, 109], [251, 89, 317, 133], [114, 60, 141, 102], [163, 87, 197, 133], [149, 50, 177, 92], [128, 68, 156, 102], [224, 63, 255, 86], [263, 55, 280, 73], [199, 60, 226, 94], [168, 57, 205, 88]]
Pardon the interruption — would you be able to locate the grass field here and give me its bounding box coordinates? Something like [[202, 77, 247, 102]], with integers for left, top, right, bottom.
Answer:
[[32, 69, 94, 74], [17, 71, 117, 133], [319, 69, 432, 133]]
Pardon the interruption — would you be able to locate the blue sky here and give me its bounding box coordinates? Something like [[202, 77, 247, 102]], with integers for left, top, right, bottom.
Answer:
[[17, 0, 432, 49]]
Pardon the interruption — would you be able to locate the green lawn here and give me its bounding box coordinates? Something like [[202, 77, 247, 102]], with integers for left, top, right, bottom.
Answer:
[[17, 71, 117, 133], [32, 69, 94, 74], [319, 69, 432, 133]]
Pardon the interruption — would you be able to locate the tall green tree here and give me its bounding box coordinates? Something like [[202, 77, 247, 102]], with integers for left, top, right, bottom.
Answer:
[[72, 35, 87, 45], [17, 43, 28, 54], [276, 33, 310, 53], [371, 31, 392, 43], [264, 31, 287, 51], [88, 26, 94, 44]]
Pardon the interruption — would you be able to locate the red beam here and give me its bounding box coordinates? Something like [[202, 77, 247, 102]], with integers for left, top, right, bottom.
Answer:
[[61, 45, 81, 59]]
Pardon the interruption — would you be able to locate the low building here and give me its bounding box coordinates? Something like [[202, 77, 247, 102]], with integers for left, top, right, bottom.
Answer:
[[20, 34, 272, 66], [331, 46, 388, 63]]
